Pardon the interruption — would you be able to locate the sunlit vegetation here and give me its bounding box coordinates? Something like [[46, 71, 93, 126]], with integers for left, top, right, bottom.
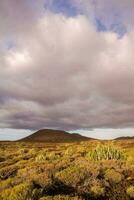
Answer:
[[86, 144, 126, 161], [0, 139, 134, 199]]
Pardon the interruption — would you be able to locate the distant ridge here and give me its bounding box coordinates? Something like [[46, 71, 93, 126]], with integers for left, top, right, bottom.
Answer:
[[20, 129, 91, 143], [115, 136, 134, 140]]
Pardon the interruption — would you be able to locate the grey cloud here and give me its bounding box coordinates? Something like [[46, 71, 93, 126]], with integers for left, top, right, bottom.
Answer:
[[0, 1, 134, 131]]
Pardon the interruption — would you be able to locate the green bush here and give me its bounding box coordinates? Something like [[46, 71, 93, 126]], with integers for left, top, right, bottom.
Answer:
[[86, 145, 126, 161]]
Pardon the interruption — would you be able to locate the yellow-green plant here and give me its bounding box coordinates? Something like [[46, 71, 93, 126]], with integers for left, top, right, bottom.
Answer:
[[40, 195, 81, 200], [126, 186, 134, 198], [0, 182, 33, 200], [35, 153, 47, 162], [55, 165, 88, 187], [86, 145, 126, 161], [104, 169, 122, 183], [90, 185, 105, 197]]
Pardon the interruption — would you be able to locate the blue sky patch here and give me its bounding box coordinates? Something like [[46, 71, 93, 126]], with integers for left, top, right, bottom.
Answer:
[[95, 18, 107, 32], [95, 17, 126, 38], [44, 0, 80, 17], [110, 22, 127, 38]]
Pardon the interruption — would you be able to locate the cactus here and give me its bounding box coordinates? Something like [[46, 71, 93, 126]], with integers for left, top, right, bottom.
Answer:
[[86, 144, 126, 161]]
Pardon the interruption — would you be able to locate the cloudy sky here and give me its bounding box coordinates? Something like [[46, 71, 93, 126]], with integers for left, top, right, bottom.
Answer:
[[0, 0, 134, 140]]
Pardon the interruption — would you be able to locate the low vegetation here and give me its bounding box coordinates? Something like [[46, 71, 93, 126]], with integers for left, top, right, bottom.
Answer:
[[0, 139, 133, 200], [86, 144, 126, 161]]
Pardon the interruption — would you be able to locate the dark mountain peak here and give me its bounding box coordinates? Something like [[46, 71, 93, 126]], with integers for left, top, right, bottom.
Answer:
[[115, 136, 134, 140], [20, 129, 91, 143]]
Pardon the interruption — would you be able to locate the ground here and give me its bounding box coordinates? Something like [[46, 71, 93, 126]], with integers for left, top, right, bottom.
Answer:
[[0, 139, 134, 200]]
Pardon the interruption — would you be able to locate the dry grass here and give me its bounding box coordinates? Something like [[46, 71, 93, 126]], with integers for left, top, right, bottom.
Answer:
[[0, 139, 134, 200]]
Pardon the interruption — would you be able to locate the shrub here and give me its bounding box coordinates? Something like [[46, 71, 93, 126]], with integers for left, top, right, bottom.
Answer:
[[19, 148, 28, 154], [104, 169, 122, 183], [0, 166, 18, 180], [0, 182, 33, 200], [32, 188, 43, 200], [46, 152, 61, 161], [0, 177, 21, 191], [35, 153, 47, 162], [86, 144, 126, 161], [126, 186, 134, 198], [33, 172, 52, 189], [55, 165, 89, 187], [64, 147, 75, 156], [90, 185, 105, 197], [36, 151, 60, 162], [40, 195, 81, 200]]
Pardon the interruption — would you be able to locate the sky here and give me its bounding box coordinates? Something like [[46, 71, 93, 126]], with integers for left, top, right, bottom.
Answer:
[[0, 0, 134, 140]]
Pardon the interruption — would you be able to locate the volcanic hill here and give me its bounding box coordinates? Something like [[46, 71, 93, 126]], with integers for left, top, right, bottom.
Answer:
[[20, 129, 91, 143]]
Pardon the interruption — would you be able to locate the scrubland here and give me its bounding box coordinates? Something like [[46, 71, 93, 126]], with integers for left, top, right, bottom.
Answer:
[[0, 139, 134, 200]]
